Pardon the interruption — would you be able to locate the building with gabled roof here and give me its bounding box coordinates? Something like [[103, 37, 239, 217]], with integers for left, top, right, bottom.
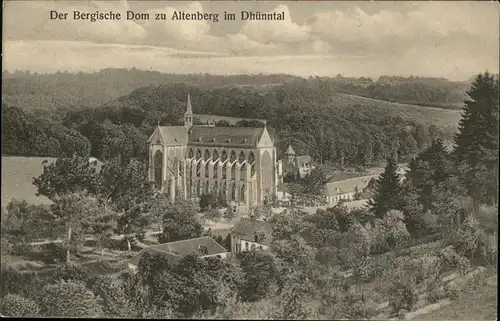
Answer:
[[230, 217, 274, 253], [279, 144, 315, 181], [325, 175, 377, 206], [127, 236, 229, 271], [147, 94, 279, 209]]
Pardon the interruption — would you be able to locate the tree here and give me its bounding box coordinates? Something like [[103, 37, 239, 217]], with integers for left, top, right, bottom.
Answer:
[[204, 207, 222, 222], [415, 123, 429, 150], [39, 280, 103, 317], [371, 210, 410, 253], [341, 223, 372, 291], [49, 192, 104, 262], [91, 275, 133, 317], [199, 193, 217, 212], [158, 199, 203, 243], [302, 167, 327, 202], [1, 200, 54, 252], [454, 73, 499, 209], [84, 203, 118, 256], [0, 265, 44, 301], [33, 155, 99, 201], [0, 294, 40, 317], [368, 157, 402, 218], [95, 158, 154, 211], [52, 262, 90, 284], [223, 205, 236, 223], [237, 251, 280, 302]]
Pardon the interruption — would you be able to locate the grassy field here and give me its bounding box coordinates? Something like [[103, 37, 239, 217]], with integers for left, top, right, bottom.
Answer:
[[1, 156, 55, 206], [418, 274, 497, 320], [335, 93, 462, 130]]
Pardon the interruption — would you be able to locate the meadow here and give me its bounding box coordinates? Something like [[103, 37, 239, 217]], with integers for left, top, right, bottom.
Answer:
[[1, 156, 55, 206]]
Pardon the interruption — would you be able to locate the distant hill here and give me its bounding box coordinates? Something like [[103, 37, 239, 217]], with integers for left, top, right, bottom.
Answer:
[[2, 69, 471, 112], [1, 69, 301, 112]]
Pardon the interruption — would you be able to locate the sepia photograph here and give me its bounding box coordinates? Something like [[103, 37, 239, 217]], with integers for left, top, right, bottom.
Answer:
[[1, 0, 499, 319]]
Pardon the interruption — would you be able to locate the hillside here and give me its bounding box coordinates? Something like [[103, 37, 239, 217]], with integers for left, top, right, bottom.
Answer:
[[2, 69, 470, 112], [1, 69, 301, 112], [58, 82, 459, 164], [3, 77, 463, 171]]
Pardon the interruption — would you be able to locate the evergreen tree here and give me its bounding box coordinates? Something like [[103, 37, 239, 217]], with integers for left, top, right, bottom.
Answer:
[[369, 157, 401, 218], [405, 139, 452, 212], [454, 72, 499, 208]]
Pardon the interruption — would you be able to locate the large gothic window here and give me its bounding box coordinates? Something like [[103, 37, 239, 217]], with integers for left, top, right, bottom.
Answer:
[[240, 184, 246, 202], [196, 149, 202, 160], [154, 150, 163, 189], [204, 149, 211, 161], [230, 150, 236, 163], [221, 149, 227, 162], [238, 151, 245, 163], [221, 181, 226, 198], [240, 163, 247, 181], [231, 183, 236, 200], [196, 181, 201, 196], [205, 162, 210, 178], [231, 163, 237, 180], [188, 149, 194, 159], [213, 150, 219, 162], [196, 161, 201, 177], [248, 152, 256, 177], [222, 162, 227, 179]]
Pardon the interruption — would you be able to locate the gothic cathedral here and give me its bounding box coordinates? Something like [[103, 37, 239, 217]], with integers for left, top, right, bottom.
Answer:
[[147, 94, 278, 209]]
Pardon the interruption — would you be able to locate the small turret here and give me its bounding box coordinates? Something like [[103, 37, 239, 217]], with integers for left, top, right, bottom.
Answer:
[[285, 144, 296, 163]]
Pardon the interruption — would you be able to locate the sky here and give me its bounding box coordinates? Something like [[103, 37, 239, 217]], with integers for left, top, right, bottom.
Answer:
[[2, 0, 499, 80]]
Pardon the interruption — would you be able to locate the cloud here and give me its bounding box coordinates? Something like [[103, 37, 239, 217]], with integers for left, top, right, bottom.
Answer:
[[305, 2, 499, 57], [143, 2, 211, 45], [4, 40, 495, 81], [2, 1, 497, 79], [239, 4, 311, 44], [3, 0, 146, 44]]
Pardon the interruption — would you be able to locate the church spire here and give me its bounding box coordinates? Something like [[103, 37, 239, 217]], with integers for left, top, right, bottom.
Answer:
[[185, 93, 193, 116], [184, 93, 193, 129]]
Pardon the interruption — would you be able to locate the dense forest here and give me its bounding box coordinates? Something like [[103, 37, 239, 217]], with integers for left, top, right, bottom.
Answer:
[[3, 77, 458, 168], [2, 69, 470, 112]]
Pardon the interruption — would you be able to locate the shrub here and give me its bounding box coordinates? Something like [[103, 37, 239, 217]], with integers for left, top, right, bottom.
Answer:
[[0, 264, 44, 300], [39, 280, 103, 317], [438, 246, 470, 275], [444, 281, 461, 300], [52, 262, 90, 284], [0, 293, 40, 317], [452, 215, 497, 266], [91, 275, 132, 317], [338, 290, 377, 320], [428, 286, 446, 303], [44, 242, 67, 263]]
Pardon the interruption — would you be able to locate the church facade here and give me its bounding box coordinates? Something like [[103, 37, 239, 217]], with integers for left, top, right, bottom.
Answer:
[[147, 94, 278, 209]]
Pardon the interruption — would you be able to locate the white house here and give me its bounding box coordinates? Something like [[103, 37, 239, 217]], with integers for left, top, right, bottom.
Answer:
[[325, 175, 377, 206], [127, 236, 229, 271], [230, 217, 274, 253]]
